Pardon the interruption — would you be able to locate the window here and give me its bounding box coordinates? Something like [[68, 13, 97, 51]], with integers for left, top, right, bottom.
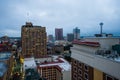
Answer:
[[78, 77, 82, 80], [84, 72, 89, 80], [73, 59, 77, 65], [84, 64, 89, 71], [106, 75, 113, 80], [73, 73, 77, 80], [78, 62, 82, 68], [78, 69, 82, 76]]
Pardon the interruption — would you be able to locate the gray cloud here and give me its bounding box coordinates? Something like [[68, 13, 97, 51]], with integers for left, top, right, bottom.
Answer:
[[0, 0, 120, 37]]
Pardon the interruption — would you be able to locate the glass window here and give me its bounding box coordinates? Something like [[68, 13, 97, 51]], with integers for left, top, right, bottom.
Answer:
[[84, 72, 89, 80], [78, 77, 82, 80], [78, 69, 82, 76], [84, 64, 89, 71], [79, 62, 82, 68]]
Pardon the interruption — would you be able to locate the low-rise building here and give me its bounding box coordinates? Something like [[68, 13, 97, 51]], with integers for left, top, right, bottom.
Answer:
[[37, 56, 71, 80]]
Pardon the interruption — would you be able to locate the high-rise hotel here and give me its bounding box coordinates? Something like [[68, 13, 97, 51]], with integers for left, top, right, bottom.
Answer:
[[21, 22, 47, 57]]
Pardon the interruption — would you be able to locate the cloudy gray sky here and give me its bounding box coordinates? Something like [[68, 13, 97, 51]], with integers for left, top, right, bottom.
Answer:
[[0, 0, 120, 37]]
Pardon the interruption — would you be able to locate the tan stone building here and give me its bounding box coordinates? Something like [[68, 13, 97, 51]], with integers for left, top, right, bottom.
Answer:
[[21, 22, 47, 57], [71, 37, 120, 80]]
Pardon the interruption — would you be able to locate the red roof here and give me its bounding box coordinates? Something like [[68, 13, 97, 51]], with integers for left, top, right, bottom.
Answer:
[[37, 65, 62, 72], [72, 40, 100, 47], [0, 44, 4, 47]]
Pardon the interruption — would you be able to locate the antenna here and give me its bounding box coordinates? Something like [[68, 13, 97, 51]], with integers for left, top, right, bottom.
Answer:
[[27, 12, 29, 21]]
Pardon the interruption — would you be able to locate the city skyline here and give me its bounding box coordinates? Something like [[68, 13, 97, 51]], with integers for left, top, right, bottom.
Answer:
[[0, 0, 120, 37]]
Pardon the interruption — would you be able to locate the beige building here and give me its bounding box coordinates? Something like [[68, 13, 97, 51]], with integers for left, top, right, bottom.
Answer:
[[71, 37, 120, 80], [37, 56, 71, 80], [21, 22, 47, 57]]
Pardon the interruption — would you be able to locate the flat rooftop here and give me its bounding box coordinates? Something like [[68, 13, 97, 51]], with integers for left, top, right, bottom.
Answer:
[[0, 52, 11, 61], [73, 38, 120, 63], [24, 57, 37, 70], [39, 57, 71, 71], [95, 50, 120, 63]]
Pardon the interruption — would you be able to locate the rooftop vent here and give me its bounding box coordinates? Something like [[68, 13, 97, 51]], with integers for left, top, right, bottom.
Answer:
[[26, 22, 33, 27]]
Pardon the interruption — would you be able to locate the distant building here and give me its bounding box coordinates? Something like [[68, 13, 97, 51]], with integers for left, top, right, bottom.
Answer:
[[71, 37, 120, 80], [94, 33, 113, 37], [73, 27, 80, 39], [53, 45, 64, 54], [21, 22, 47, 57], [48, 34, 54, 42], [0, 35, 12, 52], [55, 28, 63, 40], [47, 42, 64, 55], [67, 33, 74, 42], [0, 35, 10, 42]]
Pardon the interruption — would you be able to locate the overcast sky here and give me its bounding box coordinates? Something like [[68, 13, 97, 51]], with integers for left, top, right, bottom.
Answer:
[[0, 0, 120, 37]]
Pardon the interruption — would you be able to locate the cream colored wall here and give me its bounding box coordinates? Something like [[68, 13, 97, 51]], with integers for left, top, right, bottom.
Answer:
[[73, 44, 99, 54], [56, 70, 62, 80], [94, 68, 103, 80], [85, 38, 120, 50], [62, 71, 71, 80]]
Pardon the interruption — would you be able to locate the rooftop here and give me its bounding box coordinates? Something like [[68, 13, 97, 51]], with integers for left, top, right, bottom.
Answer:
[[95, 49, 120, 63], [38, 57, 71, 71], [23, 57, 37, 70], [0, 52, 11, 60], [0, 62, 8, 77], [72, 40, 100, 47], [25, 68, 41, 80], [72, 37, 120, 62]]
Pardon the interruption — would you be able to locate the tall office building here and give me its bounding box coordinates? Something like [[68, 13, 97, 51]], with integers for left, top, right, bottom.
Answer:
[[73, 27, 80, 39], [48, 34, 54, 42], [21, 22, 47, 57], [67, 33, 74, 42], [55, 28, 63, 40], [71, 37, 120, 80]]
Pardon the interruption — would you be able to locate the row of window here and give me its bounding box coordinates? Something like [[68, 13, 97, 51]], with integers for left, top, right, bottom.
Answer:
[[72, 59, 90, 80], [73, 72, 89, 80], [72, 59, 119, 80], [73, 59, 89, 71]]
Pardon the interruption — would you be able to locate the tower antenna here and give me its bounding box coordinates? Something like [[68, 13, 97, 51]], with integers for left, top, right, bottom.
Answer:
[[27, 12, 30, 22], [99, 22, 104, 35]]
